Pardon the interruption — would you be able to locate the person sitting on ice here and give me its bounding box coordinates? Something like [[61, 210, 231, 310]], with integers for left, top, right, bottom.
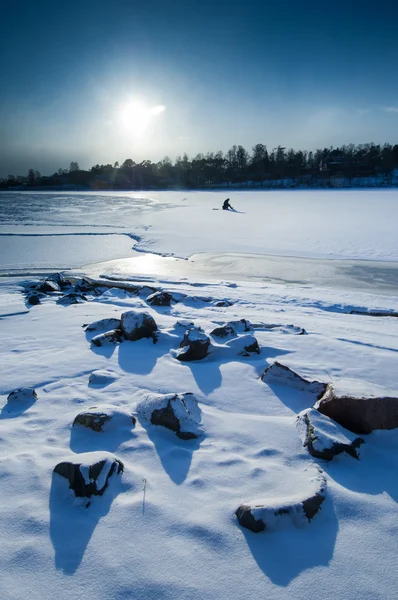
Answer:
[[222, 198, 233, 210]]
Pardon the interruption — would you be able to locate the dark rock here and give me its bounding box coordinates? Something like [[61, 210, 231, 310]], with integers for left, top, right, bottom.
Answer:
[[261, 361, 327, 398], [37, 279, 61, 293], [210, 324, 237, 338], [91, 329, 123, 347], [235, 505, 265, 532], [315, 382, 398, 434], [120, 310, 157, 341], [213, 299, 233, 307], [296, 408, 364, 460], [136, 392, 202, 439], [27, 294, 42, 306], [53, 452, 124, 499], [177, 327, 210, 361], [350, 310, 398, 318], [146, 290, 173, 306]]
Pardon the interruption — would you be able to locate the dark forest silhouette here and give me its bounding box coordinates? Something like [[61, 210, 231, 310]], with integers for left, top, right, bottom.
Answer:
[[2, 142, 398, 190]]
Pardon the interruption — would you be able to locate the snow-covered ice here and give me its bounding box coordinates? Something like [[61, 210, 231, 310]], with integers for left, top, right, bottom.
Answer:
[[1, 190, 398, 600]]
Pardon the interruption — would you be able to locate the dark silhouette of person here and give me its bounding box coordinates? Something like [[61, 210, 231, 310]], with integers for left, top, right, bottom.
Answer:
[[222, 198, 233, 210]]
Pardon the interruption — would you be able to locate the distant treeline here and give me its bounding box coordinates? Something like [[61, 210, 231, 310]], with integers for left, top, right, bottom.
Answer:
[[2, 142, 398, 190]]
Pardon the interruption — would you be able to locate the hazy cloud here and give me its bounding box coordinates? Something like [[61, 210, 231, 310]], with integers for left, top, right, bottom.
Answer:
[[382, 106, 398, 113]]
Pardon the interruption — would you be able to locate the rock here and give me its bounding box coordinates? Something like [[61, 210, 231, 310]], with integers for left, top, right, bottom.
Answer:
[[253, 323, 306, 335], [57, 292, 87, 305], [88, 370, 119, 386], [210, 324, 237, 338], [350, 310, 398, 318], [37, 279, 61, 293], [27, 294, 42, 306], [235, 466, 326, 533], [91, 329, 123, 347], [261, 362, 327, 398], [177, 327, 210, 361], [225, 334, 261, 356], [240, 335, 261, 356], [73, 405, 136, 432], [213, 299, 233, 307], [6, 387, 38, 408], [86, 317, 121, 332], [53, 451, 123, 500], [120, 310, 158, 342], [136, 392, 202, 439], [315, 380, 398, 434], [228, 319, 253, 333], [146, 290, 173, 306], [296, 408, 364, 460]]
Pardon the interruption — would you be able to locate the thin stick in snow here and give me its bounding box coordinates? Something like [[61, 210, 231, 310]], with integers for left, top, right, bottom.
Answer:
[[142, 478, 147, 514]]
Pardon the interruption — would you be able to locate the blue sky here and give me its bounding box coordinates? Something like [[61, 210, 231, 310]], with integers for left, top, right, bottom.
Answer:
[[1, 0, 397, 176]]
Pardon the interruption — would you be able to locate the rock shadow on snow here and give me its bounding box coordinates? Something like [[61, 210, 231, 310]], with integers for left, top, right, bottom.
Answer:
[[144, 425, 203, 485], [49, 468, 124, 575], [238, 497, 338, 586]]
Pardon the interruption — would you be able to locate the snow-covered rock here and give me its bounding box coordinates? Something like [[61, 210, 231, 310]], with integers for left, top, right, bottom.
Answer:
[[6, 387, 38, 409], [88, 370, 119, 386], [226, 334, 261, 356], [73, 404, 136, 432], [177, 327, 210, 361], [261, 361, 327, 398], [53, 451, 124, 500], [136, 392, 202, 439], [315, 380, 398, 434], [86, 317, 121, 332], [253, 322, 306, 335], [228, 319, 253, 333], [91, 329, 123, 347], [235, 466, 326, 533], [120, 310, 158, 341], [296, 408, 364, 460], [210, 323, 237, 338], [146, 290, 173, 306]]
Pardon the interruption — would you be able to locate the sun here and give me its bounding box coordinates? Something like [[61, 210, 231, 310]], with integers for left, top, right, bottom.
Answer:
[[119, 101, 165, 137]]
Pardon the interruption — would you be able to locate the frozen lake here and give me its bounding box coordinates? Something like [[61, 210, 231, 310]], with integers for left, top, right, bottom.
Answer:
[[1, 190, 398, 293]]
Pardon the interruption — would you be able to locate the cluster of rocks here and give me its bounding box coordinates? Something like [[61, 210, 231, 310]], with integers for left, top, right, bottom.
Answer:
[[87, 311, 158, 347]]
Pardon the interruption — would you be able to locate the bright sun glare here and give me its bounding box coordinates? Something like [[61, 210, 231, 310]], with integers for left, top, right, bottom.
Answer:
[[119, 101, 165, 137]]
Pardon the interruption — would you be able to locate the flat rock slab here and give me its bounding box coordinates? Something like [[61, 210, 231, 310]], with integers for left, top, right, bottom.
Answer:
[[316, 380, 398, 434], [297, 408, 364, 460], [73, 404, 136, 432], [54, 451, 124, 500], [236, 465, 326, 533], [120, 310, 158, 341], [136, 392, 202, 439], [261, 362, 327, 398]]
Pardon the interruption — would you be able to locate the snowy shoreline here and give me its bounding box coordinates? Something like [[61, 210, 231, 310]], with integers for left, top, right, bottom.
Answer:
[[1, 190, 398, 600]]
